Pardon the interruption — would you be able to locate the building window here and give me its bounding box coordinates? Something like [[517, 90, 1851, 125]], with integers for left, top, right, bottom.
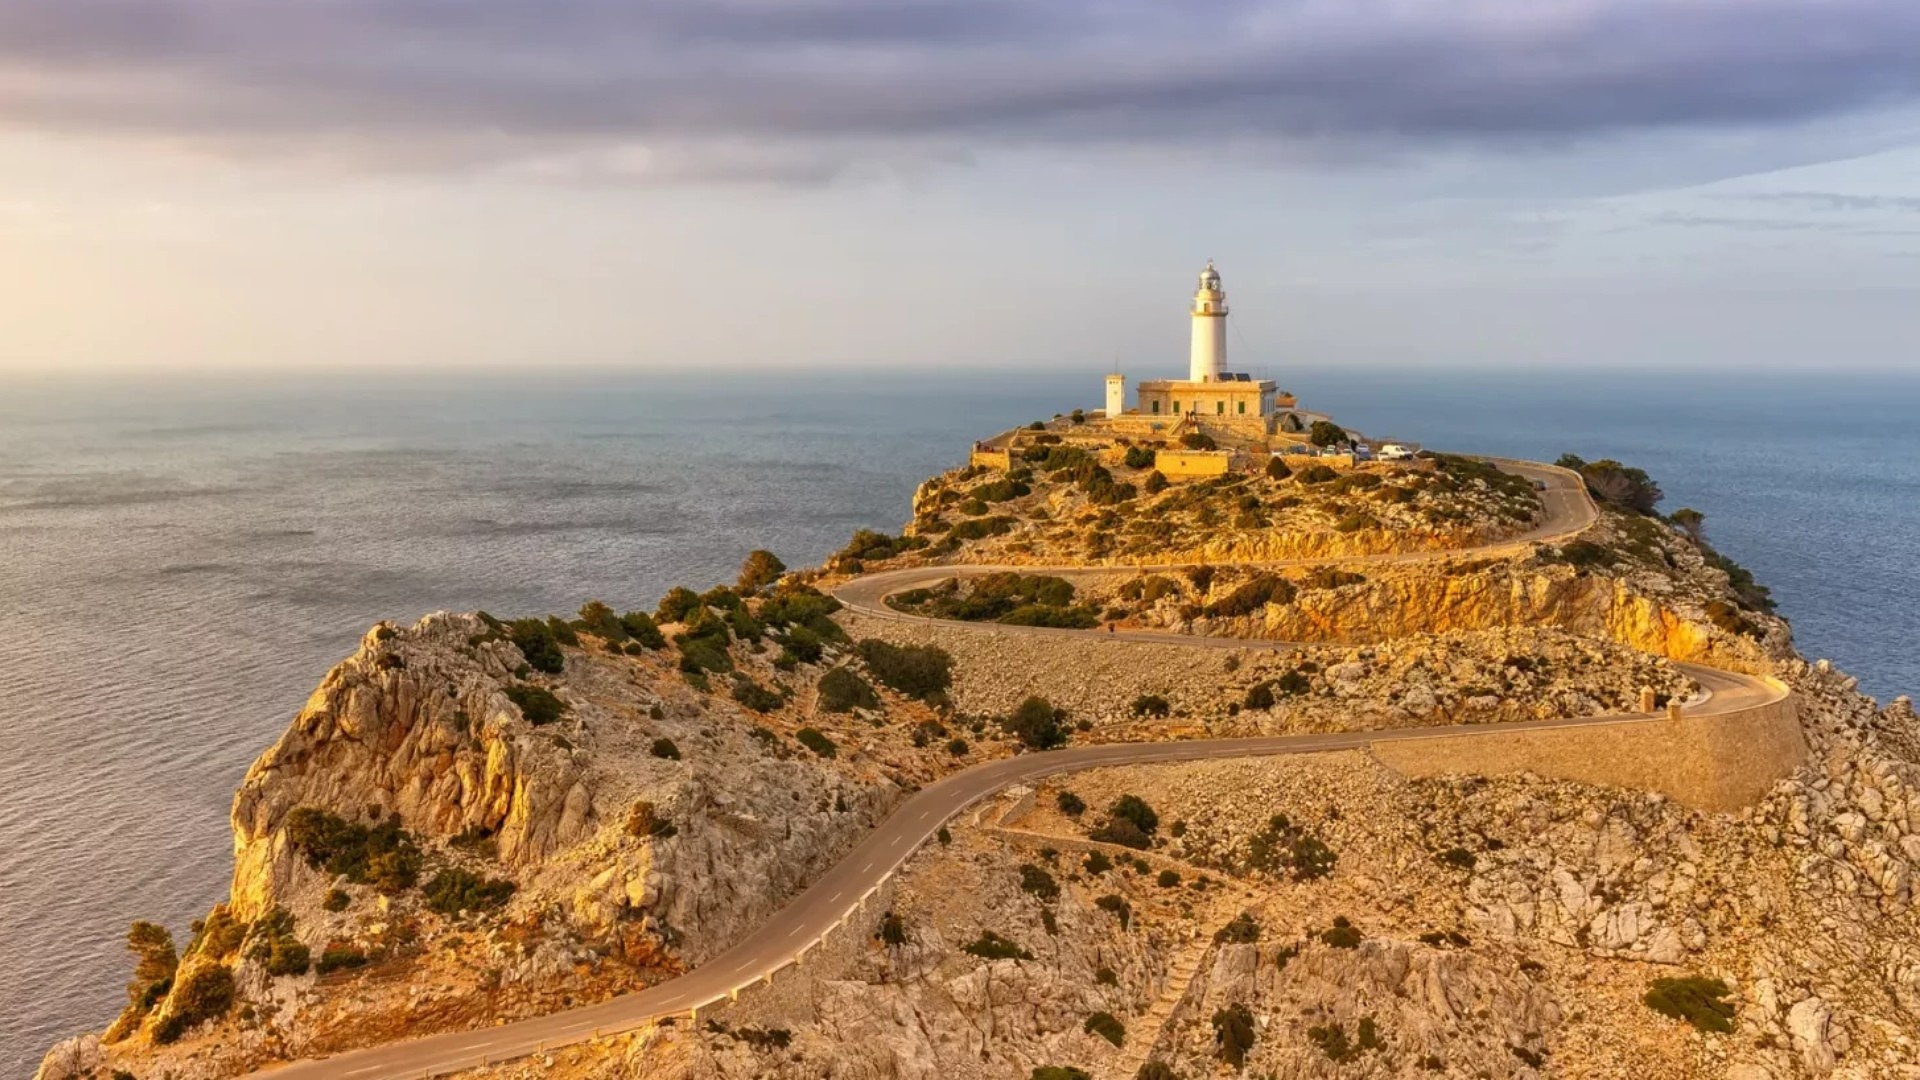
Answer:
[[1172, 401, 1180, 414], [1151, 401, 1161, 414], [1237, 400, 1246, 415], [1216, 401, 1225, 415]]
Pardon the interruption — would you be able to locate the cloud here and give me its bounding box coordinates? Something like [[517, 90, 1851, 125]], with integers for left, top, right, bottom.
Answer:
[[1728, 191, 1920, 213], [2, 1, 1919, 180]]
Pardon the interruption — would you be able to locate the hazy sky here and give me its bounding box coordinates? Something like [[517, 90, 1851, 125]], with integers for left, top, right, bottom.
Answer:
[[3, 1, 1918, 375]]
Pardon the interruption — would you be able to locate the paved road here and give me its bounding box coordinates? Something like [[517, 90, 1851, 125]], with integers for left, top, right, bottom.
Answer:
[[251, 458, 1777, 1078]]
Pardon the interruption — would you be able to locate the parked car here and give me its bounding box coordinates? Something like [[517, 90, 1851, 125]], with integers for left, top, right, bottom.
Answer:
[[1377, 443, 1415, 461]]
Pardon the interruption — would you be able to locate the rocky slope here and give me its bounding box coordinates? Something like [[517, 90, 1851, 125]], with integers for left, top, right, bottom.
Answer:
[[36, 450, 1917, 1080]]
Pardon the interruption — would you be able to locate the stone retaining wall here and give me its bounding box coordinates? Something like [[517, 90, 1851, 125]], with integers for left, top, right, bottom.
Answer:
[[1370, 682, 1804, 812]]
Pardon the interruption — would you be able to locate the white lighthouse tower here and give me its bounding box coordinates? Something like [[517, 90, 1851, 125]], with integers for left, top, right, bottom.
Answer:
[[1189, 261, 1228, 383]]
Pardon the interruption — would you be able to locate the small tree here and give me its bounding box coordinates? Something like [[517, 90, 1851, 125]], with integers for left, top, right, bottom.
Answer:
[[878, 911, 908, 946], [1004, 696, 1068, 749], [1309, 420, 1348, 448], [1212, 1002, 1256, 1067], [1669, 507, 1706, 545], [1084, 1011, 1126, 1047], [737, 549, 787, 594], [1143, 470, 1168, 495]]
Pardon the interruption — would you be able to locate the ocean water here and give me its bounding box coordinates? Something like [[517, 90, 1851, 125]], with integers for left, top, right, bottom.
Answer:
[[1, 367, 1914, 1075]]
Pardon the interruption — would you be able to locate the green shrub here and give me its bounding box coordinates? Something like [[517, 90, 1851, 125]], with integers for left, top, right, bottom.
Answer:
[[150, 963, 234, 1044], [1212, 1002, 1256, 1067], [1439, 847, 1477, 870], [423, 869, 516, 917], [962, 931, 1033, 961], [1276, 669, 1311, 696], [1095, 894, 1132, 929], [504, 683, 567, 725], [736, 549, 786, 593], [947, 515, 1015, 542], [1643, 975, 1736, 1033], [1004, 696, 1069, 749], [1083, 851, 1113, 874], [817, 666, 879, 712], [1095, 966, 1118, 986], [1130, 694, 1171, 718], [1156, 869, 1181, 888], [1124, 446, 1157, 469], [946, 737, 969, 756], [578, 600, 627, 642], [619, 610, 665, 648], [1179, 432, 1217, 450], [1265, 456, 1292, 480], [1143, 470, 1168, 494], [856, 639, 953, 701], [248, 909, 310, 977], [655, 586, 703, 624], [1245, 813, 1337, 881], [284, 808, 421, 892], [1089, 816, 1151, 850], [1056, 791, 1087, 816], [1243, 681, 1276, 710], [877, 910, 909, 946], [650, 737, 682, 760], [1109, 794, 1158, 835], [508, 618, 565, 674], [1321, 916, 1362, 948], [1205, 574, 1296, 618], [121, 921, 177, 1022], [1085, 1011, 1126, 1047], [795, 727, 837, 757], [1309, 420, 1347, 448], [730, 675, 782, 713], [1019, 864, 1060, 900], [1562, 455, 1664, 514], [1214, 912, 1260, 944], [315, 942, 367, 975], [322, 888, 350, 912]]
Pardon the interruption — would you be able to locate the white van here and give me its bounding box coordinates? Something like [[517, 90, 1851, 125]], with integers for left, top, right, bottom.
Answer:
[[1377, 443, 1415, 461]]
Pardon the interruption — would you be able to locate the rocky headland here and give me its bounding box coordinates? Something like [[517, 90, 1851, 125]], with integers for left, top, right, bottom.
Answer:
[[36, 438, 1920, 1080]]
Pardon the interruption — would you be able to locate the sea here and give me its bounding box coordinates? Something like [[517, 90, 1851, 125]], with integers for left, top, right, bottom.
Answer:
[[2, 367, 1915, 1075]]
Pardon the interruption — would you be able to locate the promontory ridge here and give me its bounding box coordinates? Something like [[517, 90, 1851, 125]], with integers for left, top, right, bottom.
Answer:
[[37, 268, 1920, 1080]]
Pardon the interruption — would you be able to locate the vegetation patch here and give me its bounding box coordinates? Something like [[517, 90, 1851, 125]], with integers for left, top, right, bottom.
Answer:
[[1245, 813, 1337, 881], [1212, 1002, 1256, 1067], [1084, 1011, 1126, 1047], [1643, 975, 1736, 1034], [422, 869, 516, 917], [1089, 794, 1158, 848], [503, 683, 567, 726], [795, 727, 838, 758], [817, 666, 880, 712], [856, 639, 953, 701], [962, 930, 1034, 961], [1003, 696, 1070, 749], [285, 808, 422, 892]]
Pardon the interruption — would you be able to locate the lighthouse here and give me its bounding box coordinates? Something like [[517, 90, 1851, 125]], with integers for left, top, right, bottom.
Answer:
[[1189, 261, 1228, 383]]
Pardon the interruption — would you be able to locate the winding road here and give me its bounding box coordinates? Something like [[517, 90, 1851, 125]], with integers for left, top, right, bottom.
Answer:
[[253, 458, 1782, 1079]]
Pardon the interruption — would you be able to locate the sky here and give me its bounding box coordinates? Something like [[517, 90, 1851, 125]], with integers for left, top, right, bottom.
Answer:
[[2, 0, 1919, 375]]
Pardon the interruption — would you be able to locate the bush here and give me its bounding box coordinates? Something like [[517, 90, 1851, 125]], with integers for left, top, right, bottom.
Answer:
[[1243, 681, 1276, 710], [650, 737, 682, 760], [1135, 1064, 1176, 1080], [423, 869, 516, 917], [322, 888, 350, 912], [856, 639, 953, 701], [730, 675, 782, 713], [1109, 794, 1159, 835], [150, 963, 234, 1044], [1214, 912, 1260, 944], [1096, 966, 1118, 986], [1004, 696, 1069, 749], [1205, 574, 1296, 618], [1089, 816, 1151, 850], [1095, 894, 1132, 929], [795, 727, 837, 757], [1564, 455, 1664, 514], [1245, 813, 1338, 881], [1143, 470, 1168, 494], [1085, 1011, 1126, 1047], [121, 921, 177, 1022], [816, 666, 879, 713], [962, 931, 1033, 960], [504, 683, 567, 725], [1439, 846, 1477, 870], [1212, 1002, 1256, 1067], [1130, 693, 1171, 718], [1124, 445, 1157, 469], [655, 586, 703, 624], [1179, 432, 1217, 450], [878, 911, 908, 946], [508, 619, 565, 674], [1309, 420, 1348, 448], [1019, 864, 1060, 900], [284, 808, 421, 892], [1083, 851, 1113, 874], [620, 610, 666, 648], [1643, 975, 1736, 1033], [1297, 463, 1338, 484], [1056, 791, 1087, 816], [1265, 456, 1292, 480], [1157, 869, 1181, 887], [1032, 1069, 1091, 1080], [1321, 916, 1362, 948], [315, 942, 367, 975], [736, 549, 786, 593]]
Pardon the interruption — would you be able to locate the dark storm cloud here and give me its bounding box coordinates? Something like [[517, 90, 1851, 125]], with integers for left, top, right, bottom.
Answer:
[[2, 1, 1918, 177]]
